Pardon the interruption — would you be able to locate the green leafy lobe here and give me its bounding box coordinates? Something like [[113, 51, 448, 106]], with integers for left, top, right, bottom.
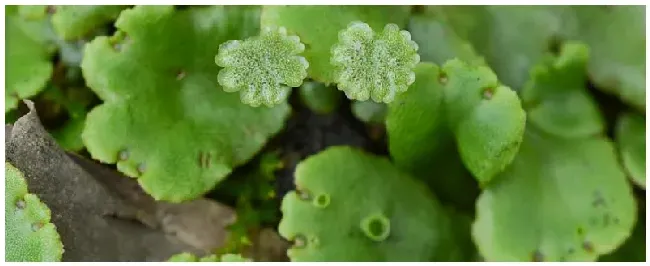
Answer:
[[473, 42, 637, 262], [5, 6, 54, 113], [473, 128, 637, 262], [600, 206, 645, 262], [386, 62, 479, 211], [51, 5, 126, 40], [575, 6, 645, 111], [331, 22, 420, 103], [81, 6, 289, 202], [442, 59, 526, 185], [432, 6, 576, 91], [279, 146, 454, 261], [216, 26, 309, 107], [5, 162, 64, 262], [521, 42, 604, 138], [616, 112, 645, 189]]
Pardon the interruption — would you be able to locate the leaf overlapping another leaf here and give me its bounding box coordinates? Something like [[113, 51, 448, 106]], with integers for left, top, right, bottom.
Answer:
[[521, 42, 604, 138], [574, 6, 645, 111], [441, 59, 526, 185], [81, 6, 290, 202], [386, 63, 478, 211], [261, 6, 411, 84], [473, 42, 637, 262], [51, 5, 127, 40]]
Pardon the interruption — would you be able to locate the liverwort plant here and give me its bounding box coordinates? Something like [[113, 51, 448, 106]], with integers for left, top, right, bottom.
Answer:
[[5, 163, 63, 262], [215, 26, 309, 107], [81, 6, 290, 202], [331, 22, 420, 103], [4, 5, 645, 263]]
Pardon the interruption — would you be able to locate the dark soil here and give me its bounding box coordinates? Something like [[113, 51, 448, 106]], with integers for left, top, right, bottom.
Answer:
[[269, 91, 388, 199]]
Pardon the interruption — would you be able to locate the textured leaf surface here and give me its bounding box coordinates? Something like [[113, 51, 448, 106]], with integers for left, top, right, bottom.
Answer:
[[442, 59, 526, 185], [473, 128, 637, 261], [616, 112, 645, 189], [81, 6, 290, 202], [215, 26, 308, 107], [5, 162, 63, 262], [331, 22, 420, 103], [279, 146, 454, 261], [5, 6, 54, 113], [261, 6, 410, 84], [386, 62, 479, 211], [574, 6, 645, 111], [51, 5, 126, 40], [298, 81, 341, 115], [521, 42, 604, 139]]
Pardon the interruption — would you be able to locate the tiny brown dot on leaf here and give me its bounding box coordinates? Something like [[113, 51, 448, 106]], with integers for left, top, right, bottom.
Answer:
[[118, 149, 129, 161], [293, 234, 306, 248], [296, 188, 311, 201], [46, 6, 56, 14], [176, 70, 186, 81], [531, 250, 544, 262], [482, 87, 494, 100], [582, 241, 594, 253], [603, 213, 611, 227], [438, 72, 448, 85], [137, 163, 147, 174], [16, 200, 26, 210], [31, 222, 43, 232]]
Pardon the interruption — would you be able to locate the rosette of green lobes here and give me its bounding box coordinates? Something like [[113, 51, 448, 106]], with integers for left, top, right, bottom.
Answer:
[[81, 6, 290, 202], [51, 5, 127, 40], [331, 22, 420, 103], [279, 146, 457, 261], [5, 5, 55, 113], [616, 112, 645, 189], [520, 42, 604, 139], [5, 163, 64, 262], [215, 26, 308, 107], [261, 6, 411, 84], [473, 42, 637, 262], [441, 60, 526, 185]]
